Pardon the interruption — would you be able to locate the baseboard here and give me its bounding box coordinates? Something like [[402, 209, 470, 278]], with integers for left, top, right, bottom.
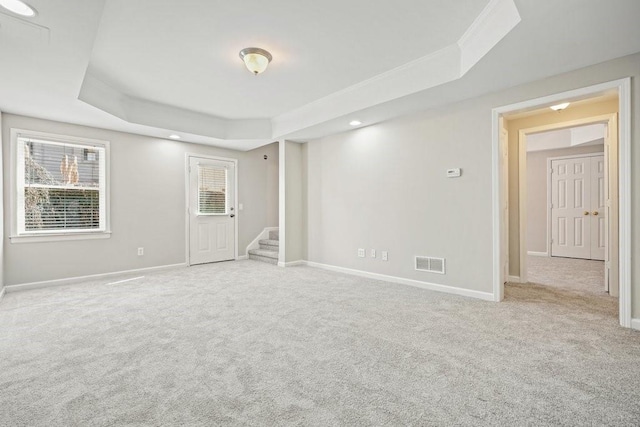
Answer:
[[304, 261, 494, 301], [5, 263, 188, 293], [0, 287, 5, 304], [245, 227, 279, 257], [278, 260, 305, 267], [527, 251, 548, 257], [507, 275, 521, 283], [631, 318, 640, 331], [237, 255, 248, 260]]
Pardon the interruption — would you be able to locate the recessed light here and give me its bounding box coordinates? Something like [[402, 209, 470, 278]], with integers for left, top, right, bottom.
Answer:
[[169, 134, 181, 140], [349, 120, 362, 126], [0, 0, 36, 17], [550, 102, 570, 111]]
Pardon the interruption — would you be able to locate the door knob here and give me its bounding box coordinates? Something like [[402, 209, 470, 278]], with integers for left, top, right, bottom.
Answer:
[[584, 211, 590, 215], [592, 211, 599, 216], [230, 214, 235, 218]]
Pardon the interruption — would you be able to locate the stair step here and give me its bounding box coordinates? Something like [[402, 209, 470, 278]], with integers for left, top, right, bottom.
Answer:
[[259, 239, 279, 249], [269, 230, 279, 241], [249, 254, 278, 265], [248, 248, 278, 259]]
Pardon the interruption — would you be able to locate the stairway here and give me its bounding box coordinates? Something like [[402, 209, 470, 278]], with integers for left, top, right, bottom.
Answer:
[[248, 230, 279, 265]]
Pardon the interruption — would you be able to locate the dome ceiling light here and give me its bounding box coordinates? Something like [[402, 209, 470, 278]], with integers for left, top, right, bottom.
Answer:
[[239, 47, 272, 75], [0, 0, 36, 17]]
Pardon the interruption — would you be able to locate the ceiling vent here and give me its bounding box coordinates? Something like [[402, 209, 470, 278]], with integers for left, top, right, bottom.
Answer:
[[415, 256, 445, 274]]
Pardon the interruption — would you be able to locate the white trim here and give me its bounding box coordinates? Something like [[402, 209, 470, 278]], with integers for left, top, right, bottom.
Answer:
[[507, 275, 522, 283], [527, 251, 548, 257], [304, 261, 495, 301], [237, 255, 248, 260], [10, 231, 112, 244], [278, 260, 305, 267], [278, 140, 286, 266], [4, 263, 187, 293], [491, 107, 504, 301], [245, 226, 279, 256], [184, 153, 239, 266], [0, 287, 5, 304], [10, 128, 111, 241], [631, 319, 640, 331], [492, 78, 632, 328]]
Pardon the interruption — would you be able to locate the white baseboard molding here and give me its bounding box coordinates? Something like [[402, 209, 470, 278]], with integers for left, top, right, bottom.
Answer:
[[507, 275, 521, 283], [237, 255, 248, 260], [278, 260, 305, 267], [0, 287, 5, 303], [5, 263, 188, 293], [527, 251, 548, 257], [631, 318, 640, 331], [304, 261, 494, 301], [245, 227, 279, 257]]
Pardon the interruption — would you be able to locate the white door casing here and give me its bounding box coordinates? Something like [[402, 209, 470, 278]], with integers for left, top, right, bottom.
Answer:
[[188, 156, 236, 265], [550, 154, 604, 261]]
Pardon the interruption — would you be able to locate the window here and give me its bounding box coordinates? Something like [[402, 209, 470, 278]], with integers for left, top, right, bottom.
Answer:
[[11, 130, 109, 242], [197, 164, 227, 215]]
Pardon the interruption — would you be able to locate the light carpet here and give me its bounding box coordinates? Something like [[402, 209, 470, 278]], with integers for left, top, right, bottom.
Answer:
[[0, 260, 638, 426], [527, 255, 606, 295]]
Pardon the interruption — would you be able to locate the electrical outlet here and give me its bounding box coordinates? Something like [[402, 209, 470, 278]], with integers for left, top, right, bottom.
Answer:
[[382, 251, 388, 261], [370, 249, 376, 258], [358, 248, 365, 258], [137, 247, 144, 256]]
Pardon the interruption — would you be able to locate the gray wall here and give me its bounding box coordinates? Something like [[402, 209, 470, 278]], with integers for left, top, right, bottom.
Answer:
[[0, 112, 3, 293], [304, 52, 640, 315], [526, 144, 604, 254], [284, 141, 304, 263], [2, 114, 278, 285]]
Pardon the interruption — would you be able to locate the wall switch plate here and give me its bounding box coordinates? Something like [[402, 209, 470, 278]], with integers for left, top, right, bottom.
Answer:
[[370, 249, 376, 258], [358, 248, 365, 258], [239, 203, 244, 211], [137, 247, 144, 256], [382, 251, 388, 261], [446, 168, 462, 178]]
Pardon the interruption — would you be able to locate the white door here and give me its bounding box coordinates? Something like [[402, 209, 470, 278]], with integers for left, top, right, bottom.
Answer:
[[550, 155, 604, 260], [589, 156, 606, 261], [188, 157, 236, 265]]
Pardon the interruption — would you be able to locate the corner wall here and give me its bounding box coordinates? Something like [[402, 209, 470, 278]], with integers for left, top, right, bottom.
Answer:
[[2, 114, 278, 285], [303, 52, 639, 314]]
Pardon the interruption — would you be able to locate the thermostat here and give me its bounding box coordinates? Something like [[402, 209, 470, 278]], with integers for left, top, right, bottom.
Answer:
[[446, 168, 462, 178]]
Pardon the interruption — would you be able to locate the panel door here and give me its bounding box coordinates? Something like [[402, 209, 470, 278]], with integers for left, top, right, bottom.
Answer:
[[589, 155, 605, 261], [188, 157, 235, 265], [551, 157, 591, 259]]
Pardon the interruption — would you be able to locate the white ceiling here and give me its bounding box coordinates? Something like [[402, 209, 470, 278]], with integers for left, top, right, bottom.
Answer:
[[0, 0, 639, 150]]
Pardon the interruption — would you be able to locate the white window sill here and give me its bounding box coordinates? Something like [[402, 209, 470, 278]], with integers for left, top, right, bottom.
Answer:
[[10, 231, 112, 244]]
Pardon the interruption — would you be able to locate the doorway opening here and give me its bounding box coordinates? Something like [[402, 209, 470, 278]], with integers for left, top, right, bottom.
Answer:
[[492, 78, 631, 328]]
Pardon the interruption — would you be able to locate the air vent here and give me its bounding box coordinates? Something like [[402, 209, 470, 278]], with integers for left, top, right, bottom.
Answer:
[[415, 256, 445, 274]]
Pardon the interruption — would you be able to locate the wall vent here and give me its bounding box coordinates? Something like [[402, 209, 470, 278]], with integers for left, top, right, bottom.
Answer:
[[415, 256, 445, 274]]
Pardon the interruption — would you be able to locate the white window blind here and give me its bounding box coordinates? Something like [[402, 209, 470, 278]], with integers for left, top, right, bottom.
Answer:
[[16, 136, 106, 234], [197, 165, 227, 215]]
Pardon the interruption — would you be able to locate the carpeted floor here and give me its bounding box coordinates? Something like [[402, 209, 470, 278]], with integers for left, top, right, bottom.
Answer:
[[0, 260, 638, 426], [527, 255, 606, 295]]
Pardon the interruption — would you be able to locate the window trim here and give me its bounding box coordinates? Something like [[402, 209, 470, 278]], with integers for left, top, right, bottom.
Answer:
[[9, 128, 111, 243]]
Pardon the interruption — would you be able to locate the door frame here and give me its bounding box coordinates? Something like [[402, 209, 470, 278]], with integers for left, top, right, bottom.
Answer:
[[491, 78, 631, 329], [546, 152, 606, 259], [184, 153, 239, 266], [518, 114, 615, 283]]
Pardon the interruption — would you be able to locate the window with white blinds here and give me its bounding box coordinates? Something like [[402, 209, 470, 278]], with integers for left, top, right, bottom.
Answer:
[[197, 165, 227, 215], [15, 134, 107, 235]]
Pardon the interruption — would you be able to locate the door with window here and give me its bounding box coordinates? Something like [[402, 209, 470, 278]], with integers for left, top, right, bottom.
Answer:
[[550, 154, 605, 260], [188, 157, 236, 265]]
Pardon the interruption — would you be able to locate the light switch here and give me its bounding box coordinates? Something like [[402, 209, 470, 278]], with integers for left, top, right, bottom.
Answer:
[[447, 168, 462, 178], [239, 203, 244, 211]]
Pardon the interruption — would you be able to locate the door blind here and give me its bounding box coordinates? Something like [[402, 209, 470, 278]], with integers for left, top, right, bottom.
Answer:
[[198, 165, 227, 214]]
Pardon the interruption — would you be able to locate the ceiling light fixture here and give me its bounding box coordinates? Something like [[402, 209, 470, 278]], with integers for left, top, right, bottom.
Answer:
[[169, 134, 181, 140], [239, 47, 272, 75], [550, 102, 570, 111], [0, 0, 36, 16], [349, 120, 362, 126]]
